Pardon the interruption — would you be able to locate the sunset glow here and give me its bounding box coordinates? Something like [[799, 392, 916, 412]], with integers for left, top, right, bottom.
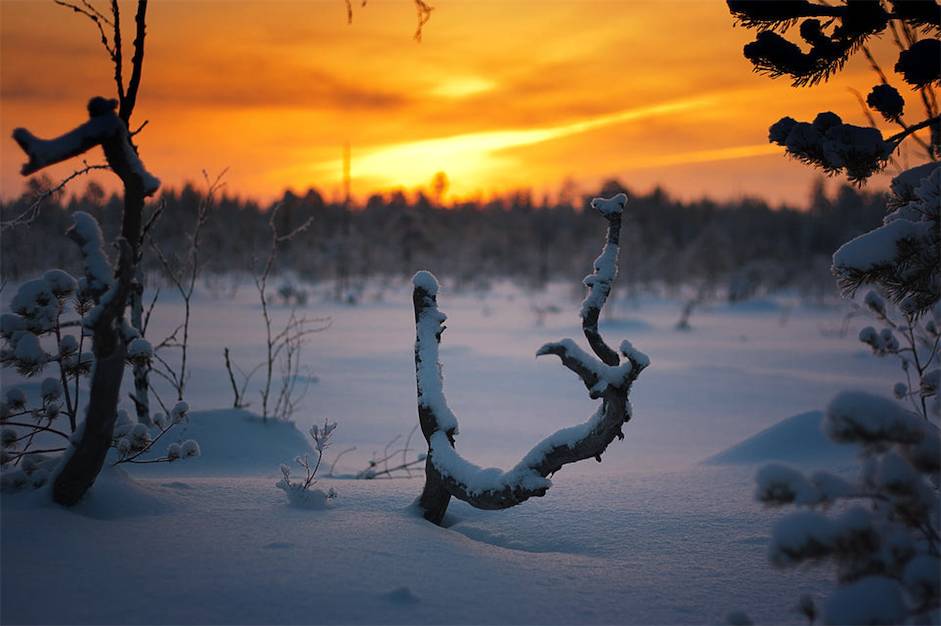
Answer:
[[0, 0, 908, 204]]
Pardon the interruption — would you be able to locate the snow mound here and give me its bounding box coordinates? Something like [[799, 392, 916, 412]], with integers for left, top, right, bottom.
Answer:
[[2, 466, 173, 520], [125, 409, 313, 476], [703, 411, 857, 467]]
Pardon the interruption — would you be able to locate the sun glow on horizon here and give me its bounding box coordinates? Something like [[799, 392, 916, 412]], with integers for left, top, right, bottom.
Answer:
[[0, 1, 905, 205], [299, 97, 716, 195]]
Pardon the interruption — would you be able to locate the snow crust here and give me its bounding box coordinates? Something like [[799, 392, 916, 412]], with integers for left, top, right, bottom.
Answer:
[[1, 467, 836, 625], [429, 430, 551, 496], [581, 242, 619, 318]]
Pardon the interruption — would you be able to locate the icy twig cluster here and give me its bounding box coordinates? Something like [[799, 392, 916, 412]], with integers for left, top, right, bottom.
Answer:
[[411, 193, 649, 524], [277, 418, 338, 509]]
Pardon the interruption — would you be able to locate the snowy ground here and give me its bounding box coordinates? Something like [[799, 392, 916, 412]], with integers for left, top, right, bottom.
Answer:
[[1, 278, 895, 624]]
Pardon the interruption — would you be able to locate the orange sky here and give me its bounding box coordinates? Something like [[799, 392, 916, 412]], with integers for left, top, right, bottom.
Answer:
[[0, 0, 922, 206]]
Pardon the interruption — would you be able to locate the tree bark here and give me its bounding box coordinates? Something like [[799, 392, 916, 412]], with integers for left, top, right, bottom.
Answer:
[[52, 239, 133, 505]]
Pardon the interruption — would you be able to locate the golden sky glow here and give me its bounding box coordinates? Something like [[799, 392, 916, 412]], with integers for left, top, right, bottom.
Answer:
[[0, 0, 916, 205]]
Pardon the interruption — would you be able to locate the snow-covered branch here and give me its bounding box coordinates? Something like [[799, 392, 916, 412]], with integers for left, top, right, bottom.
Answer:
[[12, 96, 159, 196], [411, 194, 648, 524]]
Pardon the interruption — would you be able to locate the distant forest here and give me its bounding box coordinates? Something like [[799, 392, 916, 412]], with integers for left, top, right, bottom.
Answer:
[[1, 177, 887, 303]]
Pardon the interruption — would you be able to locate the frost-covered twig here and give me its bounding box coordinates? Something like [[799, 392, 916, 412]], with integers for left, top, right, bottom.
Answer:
[[277, 419, 338, 508], [412, 193, 649, 524]]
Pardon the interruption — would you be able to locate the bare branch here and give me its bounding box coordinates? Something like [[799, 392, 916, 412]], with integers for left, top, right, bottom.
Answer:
[[1, 162, 108, 232], [119, 0, 148, 124], [54, 1, 117, 66], [110, 0, 125, 106]]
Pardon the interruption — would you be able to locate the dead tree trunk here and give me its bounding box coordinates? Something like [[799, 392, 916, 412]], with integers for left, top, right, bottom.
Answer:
[[411, 193, 649, 525]]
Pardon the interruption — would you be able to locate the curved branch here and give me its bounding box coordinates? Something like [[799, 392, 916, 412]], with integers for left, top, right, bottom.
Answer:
[[580, 193, 627, 366], [411, 194, 648, 524]]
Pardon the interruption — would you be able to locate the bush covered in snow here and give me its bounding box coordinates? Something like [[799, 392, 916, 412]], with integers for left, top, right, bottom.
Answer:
[[753, 391, 939, 624], [276, 418, 338, 509], [0, 213, 199, 493]]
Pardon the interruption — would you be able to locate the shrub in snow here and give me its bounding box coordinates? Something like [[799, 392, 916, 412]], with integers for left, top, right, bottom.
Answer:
[[0, 213, 198, 496], [222, 205, 325, 422], [6, 0, 163, 506], [410, 194, 649, 525], [850, 286, 940, 422], [753, 391, 939, 624], [276, 418, 338, 509], [1, 263, 92, 487]]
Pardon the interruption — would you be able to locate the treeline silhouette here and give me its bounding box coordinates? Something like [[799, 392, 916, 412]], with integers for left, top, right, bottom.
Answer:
[[1, 177, 886, 301]]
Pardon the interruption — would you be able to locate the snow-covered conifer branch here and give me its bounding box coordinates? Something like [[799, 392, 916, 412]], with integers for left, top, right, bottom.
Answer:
[[411, 194, 648, 524]]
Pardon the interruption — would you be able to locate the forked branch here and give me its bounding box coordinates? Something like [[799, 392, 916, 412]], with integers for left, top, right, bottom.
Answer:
[[412, 193, 649, 524]]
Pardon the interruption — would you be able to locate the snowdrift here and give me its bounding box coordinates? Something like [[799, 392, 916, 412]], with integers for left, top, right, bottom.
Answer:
[[703, 410, 857, 467], [125, 409, 314, 476]]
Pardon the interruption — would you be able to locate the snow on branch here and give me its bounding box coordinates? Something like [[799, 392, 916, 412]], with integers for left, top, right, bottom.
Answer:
[[411, 193, 648, 523], [12, 96, 159, 196]]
